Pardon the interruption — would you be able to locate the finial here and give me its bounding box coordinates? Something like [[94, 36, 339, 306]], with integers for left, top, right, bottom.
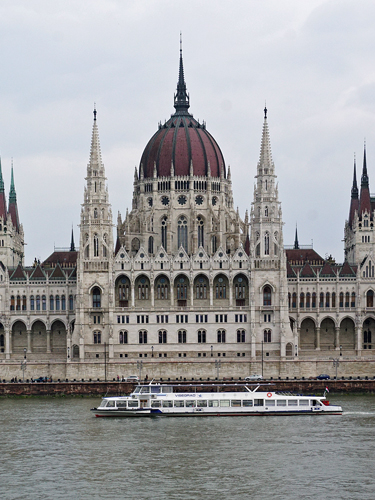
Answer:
[[180, 31, 182, 55], [264, 101, 267, 119], [174, 34, 190, 113], [93, 103, 97, 121]]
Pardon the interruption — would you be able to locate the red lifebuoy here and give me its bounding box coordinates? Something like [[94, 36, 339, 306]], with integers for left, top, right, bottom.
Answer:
[[267, 392, 272, 398]]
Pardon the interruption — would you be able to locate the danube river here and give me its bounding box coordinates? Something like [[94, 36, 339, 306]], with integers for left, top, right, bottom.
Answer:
[[0, 394, 374, 500]]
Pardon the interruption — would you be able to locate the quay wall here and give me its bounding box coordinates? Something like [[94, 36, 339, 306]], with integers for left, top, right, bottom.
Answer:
[[1, 358, 375, 382], [1, 379, 375, 396]]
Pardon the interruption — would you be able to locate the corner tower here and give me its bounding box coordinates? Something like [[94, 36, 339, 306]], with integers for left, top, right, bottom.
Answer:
[[249, 108, 294, 359], [75, 108, 114, 360], [344, 145, 375, 266]]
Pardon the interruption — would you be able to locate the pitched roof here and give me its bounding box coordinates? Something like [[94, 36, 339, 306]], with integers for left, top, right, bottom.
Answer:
[[43, 251, 78, 268], [299, 262, 316, 278], [320, 261, 336, 277], [339, 261, 356, 277]]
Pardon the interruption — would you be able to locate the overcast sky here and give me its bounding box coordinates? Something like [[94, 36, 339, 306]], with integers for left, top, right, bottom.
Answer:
[[1, 0, 374, 265]]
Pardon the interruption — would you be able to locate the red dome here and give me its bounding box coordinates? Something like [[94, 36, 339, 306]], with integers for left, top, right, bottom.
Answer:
[[140, 47, 226, 179], [140, 114, 226, 179]]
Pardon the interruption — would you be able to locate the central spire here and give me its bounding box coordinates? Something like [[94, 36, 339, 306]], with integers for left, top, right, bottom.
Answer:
[[174, 33, 190, 114]]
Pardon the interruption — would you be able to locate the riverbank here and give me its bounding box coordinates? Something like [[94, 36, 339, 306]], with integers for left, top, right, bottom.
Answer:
[[1, 378, 375, 396]]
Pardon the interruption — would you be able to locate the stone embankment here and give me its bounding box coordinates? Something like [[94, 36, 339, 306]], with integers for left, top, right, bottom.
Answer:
[[1, 378, 375, 396]]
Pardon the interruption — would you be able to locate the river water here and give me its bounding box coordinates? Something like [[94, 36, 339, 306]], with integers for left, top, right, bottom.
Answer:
[[0, 394, 374, 500]]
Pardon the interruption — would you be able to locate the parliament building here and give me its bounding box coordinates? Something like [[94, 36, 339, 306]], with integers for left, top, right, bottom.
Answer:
[[0, 49, 374, 380]]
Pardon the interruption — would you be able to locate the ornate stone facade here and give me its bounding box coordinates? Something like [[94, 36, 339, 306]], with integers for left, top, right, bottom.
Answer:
[[0, 50, 374, 379]]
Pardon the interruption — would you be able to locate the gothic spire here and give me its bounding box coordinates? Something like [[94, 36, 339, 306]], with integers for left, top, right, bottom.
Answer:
[[70, 226, 76, 252], [89, 105, 103, 171], [0, 158, 7, 221], [258, 106, 274, 172], [174, 33, 190, 114], [294, 224, 299, 250], [8, 162, 20, 231], [348, 154, 359, 228], [359, 142, 371, 218]]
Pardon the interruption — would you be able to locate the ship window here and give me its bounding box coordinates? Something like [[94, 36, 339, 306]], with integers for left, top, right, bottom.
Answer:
[[254, 399, 264, 407], [208, 400, 219, 407], [151, 400, 161, 408], [266, 400, 275, 407], [288, 400, 298, 406], [162, 400, 173, 408], [150, 386, 161, 394], [220, 400, 230, 407], [242, 400, 253, 407], [128, 400, 139, 408], [174, 400, 185, 408], [277, 400, 287, 406], [231, 400, 241, 407], [299, 400, 309, 406], [185, 400, 196, 407], [117, 401, 127, 408], [197, 400, 208, 408]]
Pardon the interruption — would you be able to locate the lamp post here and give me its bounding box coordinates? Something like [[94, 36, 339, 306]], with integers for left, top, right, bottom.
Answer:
[[21, 347, 27, 382], [137, 360, 143, 381], [215, 359, 221, 380]]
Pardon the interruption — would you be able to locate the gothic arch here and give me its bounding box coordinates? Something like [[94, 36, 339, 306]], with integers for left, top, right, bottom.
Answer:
[[340, 317, 355, 350], [300, 317, 317, 350], [233, 273, 248, 306], [50, 320, 67, 354], [154, 274, 170, 302], [134, 275, 151, 302], [320, 317, 336, 350], [115, 275, 131, 307], [194, 274, 209, 301], [213, 273, 229, 304], [174, 273, 190, 305], [11, 320, 27, 354], [31, 320, 47, 354]]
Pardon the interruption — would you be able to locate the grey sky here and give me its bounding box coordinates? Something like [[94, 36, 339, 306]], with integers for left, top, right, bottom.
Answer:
[[0, 0, 374, 265]]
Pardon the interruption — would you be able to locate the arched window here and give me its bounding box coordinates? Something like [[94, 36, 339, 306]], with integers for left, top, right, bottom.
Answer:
[[264, 233, 270, 255], [351, 292, 355, 308], [300, 293, 305, 308], [36, 295, 41, 311], [345, 292, 350, 308], [119, 331, 128, 344], [10, 295, 15, 311], [178, 216, 188, 251], [50, 295, 54, 311], [42, 295, 46, 311], [157, 279, 168, 300], [197, 216, 204, 248], [234, 279, 246, 299], [325, 292, 330, 308], [263, 286, 271, 306], [292, 292, 296, 308], [217, 329, 226, 343], [139, 330, 147, 344], [22, 296, 27, 311], [85, 245, 90, 258], [158, 330, 167, 344], [69, 295, 74, 310], [178, 330, 187, 343], [197, 330, 206, 343], [93, 331, 101, 344], [237, 329, 246, 343], [55, 295, 60, 311], [177, 280, 188, 300], [319, 293, 324, 308], [211, 235, 217, 254], [92, 287, 101, 308], [196, 281, 207, 299], [138, 282, 149, 300], [94, 234, 99, 257], [306, 293, 311, 308], [265, 206, 268, 217], [288, 293, 291, 309], [367, 290, 374, 308], [61, 295, 66, 311], [332, 292, 336, 308], [16, 295, 21, 311], [94, 208, 98, 219], [161, 216, 168, 250], [339, 292, 344, 308], [312, 293, 316, 308], [215, 281, 226, 299], [264, 329, 272, 342], [148, 236, 154, 254]]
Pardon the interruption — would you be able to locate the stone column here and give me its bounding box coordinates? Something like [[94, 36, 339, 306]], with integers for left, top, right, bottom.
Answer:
[[66, 336, 71, 363], [5, 324, 11, 360], [150, 280, 155, 308], [79, 337, 85, 361], [335, 326, 340, 350], [229, 284, 233, 307], [27, 329, 32, 353], [170, 282, 174, 307], [356, 325, 362, 353], [131, 282, 135, 307], [209, 279, 213, 307], [315, 327, 320, 350], [46, 329, 51, 353], [190, 283, 194, 307]]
